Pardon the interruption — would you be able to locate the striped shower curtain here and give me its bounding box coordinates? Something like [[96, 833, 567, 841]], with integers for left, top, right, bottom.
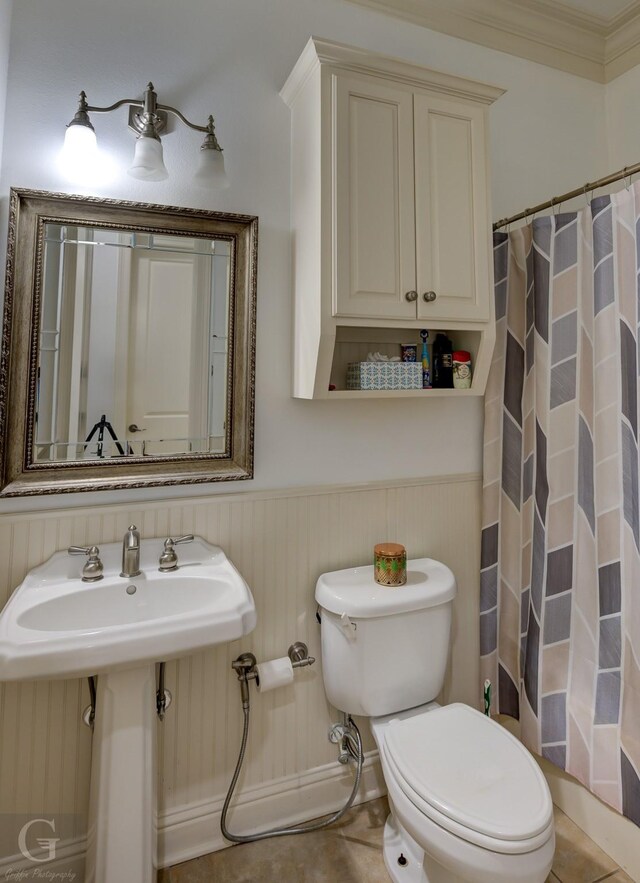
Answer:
[[481, 183, 640, 825]]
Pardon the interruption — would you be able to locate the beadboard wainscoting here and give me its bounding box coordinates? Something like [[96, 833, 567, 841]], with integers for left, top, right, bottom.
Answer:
[[0, 474, 482, 869]]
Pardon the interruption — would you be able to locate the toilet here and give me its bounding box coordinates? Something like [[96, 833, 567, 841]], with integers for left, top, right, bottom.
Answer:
[[315, 558, 555, 883]]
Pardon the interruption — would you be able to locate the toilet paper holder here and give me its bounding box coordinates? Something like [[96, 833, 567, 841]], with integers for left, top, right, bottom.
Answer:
[[288, 641, 316, 667], [231, 642, 315, 702]]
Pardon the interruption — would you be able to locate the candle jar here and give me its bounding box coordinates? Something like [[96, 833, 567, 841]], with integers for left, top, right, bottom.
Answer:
[[374, 542, 407, 586]]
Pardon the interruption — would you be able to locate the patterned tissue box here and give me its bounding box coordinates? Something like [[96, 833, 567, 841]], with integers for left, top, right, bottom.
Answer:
[[346, 361, 423, 390]]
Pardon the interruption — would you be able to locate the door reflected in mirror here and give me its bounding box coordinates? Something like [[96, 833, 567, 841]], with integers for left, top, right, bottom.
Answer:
[[37, 225, 231, 462]]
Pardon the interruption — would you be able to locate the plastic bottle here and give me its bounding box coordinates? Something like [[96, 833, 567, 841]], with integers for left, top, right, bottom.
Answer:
[[432, 332, 453, 388], [452, 351, 472, 389]]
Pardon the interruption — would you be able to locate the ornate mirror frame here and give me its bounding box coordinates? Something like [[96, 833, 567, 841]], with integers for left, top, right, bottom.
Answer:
[[0, 189, 257, 497]]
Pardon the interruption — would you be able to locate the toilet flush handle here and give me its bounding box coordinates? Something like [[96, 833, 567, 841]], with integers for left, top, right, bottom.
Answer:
[[339, 612, 357, 640]]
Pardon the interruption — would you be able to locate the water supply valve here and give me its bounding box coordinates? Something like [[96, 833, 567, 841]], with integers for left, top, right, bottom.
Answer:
[[328, 723, 352, 764]]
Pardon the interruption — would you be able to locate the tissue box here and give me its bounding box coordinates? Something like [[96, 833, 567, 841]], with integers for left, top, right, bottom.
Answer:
[[346, 361, 423, 390]]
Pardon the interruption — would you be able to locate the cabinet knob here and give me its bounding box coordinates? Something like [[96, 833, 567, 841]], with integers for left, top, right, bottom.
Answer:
[[405, 290, 418, 302], [422, 290, 437, 303]]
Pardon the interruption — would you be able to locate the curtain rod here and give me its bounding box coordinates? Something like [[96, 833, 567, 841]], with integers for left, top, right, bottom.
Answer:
[[493, 159, 640, 232]]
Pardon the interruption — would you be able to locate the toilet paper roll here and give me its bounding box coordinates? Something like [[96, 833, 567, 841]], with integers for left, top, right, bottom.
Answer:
[[256, 656, 294, 693]]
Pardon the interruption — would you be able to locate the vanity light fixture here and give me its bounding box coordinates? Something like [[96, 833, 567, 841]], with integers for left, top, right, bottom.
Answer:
[[63, 82, 228, 186]]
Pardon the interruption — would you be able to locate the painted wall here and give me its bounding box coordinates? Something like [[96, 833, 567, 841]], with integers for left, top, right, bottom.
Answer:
[[0, 0, 11, 176], [605, 64, 640, 172], [0, 0, 608, 513]]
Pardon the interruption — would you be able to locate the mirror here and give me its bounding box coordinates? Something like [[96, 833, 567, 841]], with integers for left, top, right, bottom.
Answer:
[[0, 189, 257, 496]]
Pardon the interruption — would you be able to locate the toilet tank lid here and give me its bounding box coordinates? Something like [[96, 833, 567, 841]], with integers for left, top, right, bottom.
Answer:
[[315, 558, 456, 618]]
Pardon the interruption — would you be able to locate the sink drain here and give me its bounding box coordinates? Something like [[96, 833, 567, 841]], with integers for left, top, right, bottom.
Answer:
[[126, 584, 137, 595]]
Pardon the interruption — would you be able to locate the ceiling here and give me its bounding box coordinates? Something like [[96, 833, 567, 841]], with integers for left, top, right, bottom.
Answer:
[[345, 0, 640, 81]]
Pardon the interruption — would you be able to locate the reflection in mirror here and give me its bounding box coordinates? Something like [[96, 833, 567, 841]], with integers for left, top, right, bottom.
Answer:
[[0, 189, 257, 496], [36, 225, 230, 462]]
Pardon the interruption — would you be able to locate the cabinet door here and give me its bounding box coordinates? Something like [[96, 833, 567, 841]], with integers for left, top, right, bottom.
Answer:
[[334, 75, 417, 319], [414, 93, 491, 322]]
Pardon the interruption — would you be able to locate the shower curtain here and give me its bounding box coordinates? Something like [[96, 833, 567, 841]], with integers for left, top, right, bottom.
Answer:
[[481, 182, 640, 825]]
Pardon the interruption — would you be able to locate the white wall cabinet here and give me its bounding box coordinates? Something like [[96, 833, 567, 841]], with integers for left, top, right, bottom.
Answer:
[[281, 38, 504, 399], [334, 77, 491, 324]]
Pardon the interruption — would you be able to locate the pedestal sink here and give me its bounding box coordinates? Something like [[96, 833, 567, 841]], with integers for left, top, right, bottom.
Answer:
[[0, 537, 256, 883]]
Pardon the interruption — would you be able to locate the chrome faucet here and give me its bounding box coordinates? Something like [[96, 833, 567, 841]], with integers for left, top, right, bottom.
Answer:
[[120, 524, 141, 578]]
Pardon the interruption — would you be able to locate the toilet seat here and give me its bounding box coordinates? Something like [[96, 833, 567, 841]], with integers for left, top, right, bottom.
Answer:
[[381, 703, 554, 856]]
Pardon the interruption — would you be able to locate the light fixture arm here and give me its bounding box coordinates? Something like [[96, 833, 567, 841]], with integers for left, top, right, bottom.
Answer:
[[82, 96, 143, 115], [156, 103, 209, 134]]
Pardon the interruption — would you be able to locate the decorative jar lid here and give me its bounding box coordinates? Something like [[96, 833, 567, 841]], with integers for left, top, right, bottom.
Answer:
[[374, 542, 405, 557]]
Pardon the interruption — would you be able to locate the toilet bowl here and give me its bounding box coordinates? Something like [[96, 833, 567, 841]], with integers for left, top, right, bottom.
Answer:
[[370, 703, 555, 883], [315, 558, 556, 883]]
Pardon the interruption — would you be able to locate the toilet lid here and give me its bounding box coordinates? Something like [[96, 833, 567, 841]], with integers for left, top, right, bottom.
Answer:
[[383, 704, 552, 842]]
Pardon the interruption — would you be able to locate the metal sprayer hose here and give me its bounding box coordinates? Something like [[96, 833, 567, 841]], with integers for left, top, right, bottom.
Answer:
[[221, 703, 364, 843]]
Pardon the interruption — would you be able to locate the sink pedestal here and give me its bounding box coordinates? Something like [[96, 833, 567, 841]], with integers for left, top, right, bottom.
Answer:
[[85, 664, 157, 883]]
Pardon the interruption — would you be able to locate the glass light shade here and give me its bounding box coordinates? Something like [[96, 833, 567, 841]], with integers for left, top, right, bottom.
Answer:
[[127, 136, 169, 181], [194, 147, 229, 188], [61, 123, 98, 179]]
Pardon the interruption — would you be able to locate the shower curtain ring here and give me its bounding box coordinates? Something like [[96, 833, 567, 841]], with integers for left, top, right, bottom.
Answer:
[[624, 167, 631, 190]]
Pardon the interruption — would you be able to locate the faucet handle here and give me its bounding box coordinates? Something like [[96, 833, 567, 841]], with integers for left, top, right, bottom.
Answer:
[[68, 545, 94, 555], [159, 535, 194, 572], [68, 545, 104, 582]]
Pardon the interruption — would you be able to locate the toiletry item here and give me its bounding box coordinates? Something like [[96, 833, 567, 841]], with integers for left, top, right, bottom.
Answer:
[[420, 330, 431, 389], [452, 350, 472, 389], [256, 656, 295, 692], [366, 352, 400, 362], [484, 679, 492, 716], [374, 542, 407, 587], [432, 332, 454, 388], [346, 362, 422, 390], [401, 343, 417, 362]]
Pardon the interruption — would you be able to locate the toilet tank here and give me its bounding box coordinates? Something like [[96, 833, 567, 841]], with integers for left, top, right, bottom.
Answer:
[[315, 558, 456, 717]]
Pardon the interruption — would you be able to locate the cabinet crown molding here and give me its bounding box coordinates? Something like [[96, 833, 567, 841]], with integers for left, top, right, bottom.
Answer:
[[280, 36, 506, 107]]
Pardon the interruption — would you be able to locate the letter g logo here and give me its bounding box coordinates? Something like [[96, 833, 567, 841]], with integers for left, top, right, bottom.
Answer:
[[18, 817, 59, 863]]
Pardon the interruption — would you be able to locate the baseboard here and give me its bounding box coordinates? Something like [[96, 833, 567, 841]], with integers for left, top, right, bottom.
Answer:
[[0, 834, 86, 879], [158, 750, 386, 868], [0, 754, 386, 878]]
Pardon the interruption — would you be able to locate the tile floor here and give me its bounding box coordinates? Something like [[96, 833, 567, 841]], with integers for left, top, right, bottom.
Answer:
[[159, 797, 635, 883]]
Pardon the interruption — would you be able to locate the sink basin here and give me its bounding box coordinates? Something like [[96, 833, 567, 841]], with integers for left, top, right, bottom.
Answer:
[[0, 537, 256, 680]]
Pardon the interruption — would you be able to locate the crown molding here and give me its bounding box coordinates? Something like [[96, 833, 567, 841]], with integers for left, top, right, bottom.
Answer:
[[345, 0, 640, 83], [604, 6, 640, 81]]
